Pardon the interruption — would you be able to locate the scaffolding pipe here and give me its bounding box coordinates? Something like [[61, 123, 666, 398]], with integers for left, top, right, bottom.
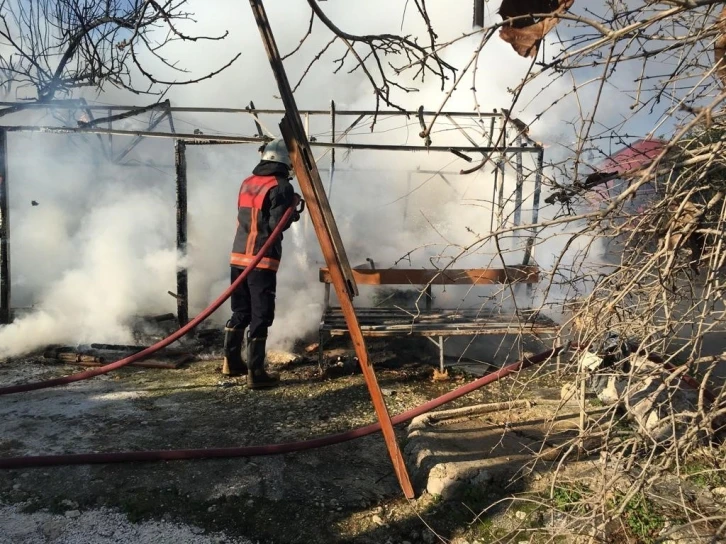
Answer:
[[0, 125, 542, 152], [0, 102, 509, 118]]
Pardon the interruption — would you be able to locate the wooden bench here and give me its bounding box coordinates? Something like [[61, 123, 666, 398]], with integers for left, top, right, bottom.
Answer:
[[318, 267, 559, 369]]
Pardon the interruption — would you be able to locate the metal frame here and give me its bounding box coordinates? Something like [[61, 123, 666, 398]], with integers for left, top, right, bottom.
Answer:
[[0, 108, 544, 333]]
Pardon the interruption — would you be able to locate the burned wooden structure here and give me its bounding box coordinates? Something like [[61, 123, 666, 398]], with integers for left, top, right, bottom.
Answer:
[[319, 266, 559, 371], [0, 107, 543, 326]]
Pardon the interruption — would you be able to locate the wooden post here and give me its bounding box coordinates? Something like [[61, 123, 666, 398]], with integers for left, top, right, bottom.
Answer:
[[174, 140, 189, 327], [0, 129, 9, 324], [249, 0, 415, 498], [473, 0, 485, 27]]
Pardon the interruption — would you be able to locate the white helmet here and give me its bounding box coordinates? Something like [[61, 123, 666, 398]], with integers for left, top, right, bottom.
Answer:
[[261, 138, 292, 168]]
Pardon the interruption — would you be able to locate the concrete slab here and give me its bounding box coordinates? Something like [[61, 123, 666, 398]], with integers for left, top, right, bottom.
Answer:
[[404, 398, 586, 500]]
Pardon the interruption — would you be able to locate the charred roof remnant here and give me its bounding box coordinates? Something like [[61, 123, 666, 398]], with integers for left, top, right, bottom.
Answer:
[[498, 0, 574, 58], [715, 7, 726, 87]]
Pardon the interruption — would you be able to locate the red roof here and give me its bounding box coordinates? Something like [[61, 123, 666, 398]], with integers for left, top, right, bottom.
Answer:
[[596, 138, 667, 175]]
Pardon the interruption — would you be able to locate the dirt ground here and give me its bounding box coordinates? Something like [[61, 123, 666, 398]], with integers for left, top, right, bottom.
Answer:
[[0, 333, 723, 543]]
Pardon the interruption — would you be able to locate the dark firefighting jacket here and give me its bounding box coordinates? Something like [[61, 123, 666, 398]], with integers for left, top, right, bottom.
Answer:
[[230, 161, 297, 272]]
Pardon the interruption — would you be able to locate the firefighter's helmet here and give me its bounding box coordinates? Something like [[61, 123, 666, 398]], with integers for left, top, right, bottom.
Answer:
[[261, 138, 292, 168]]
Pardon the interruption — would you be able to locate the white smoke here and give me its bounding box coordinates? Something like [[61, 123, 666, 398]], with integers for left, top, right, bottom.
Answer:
[[0, 1, 652, 357]]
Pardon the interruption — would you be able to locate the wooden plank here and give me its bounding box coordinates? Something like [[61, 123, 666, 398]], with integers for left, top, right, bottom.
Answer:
[[319, 267, 539, 285], [321, 307, 559, 337], [249, 0, 414, 499]]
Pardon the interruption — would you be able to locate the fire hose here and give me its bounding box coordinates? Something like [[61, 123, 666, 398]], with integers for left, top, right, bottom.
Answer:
[[0, 198, 301, 397], [0, 343, 717, 470], [0, 348, 563, 469]]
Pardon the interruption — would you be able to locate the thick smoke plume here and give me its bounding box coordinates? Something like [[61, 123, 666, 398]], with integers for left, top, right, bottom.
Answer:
[[0, 1, 636, 358]]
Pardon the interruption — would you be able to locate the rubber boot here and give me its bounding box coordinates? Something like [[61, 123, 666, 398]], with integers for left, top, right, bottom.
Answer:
[[222, 323, 248, 376], [247, 336, 279, 389]]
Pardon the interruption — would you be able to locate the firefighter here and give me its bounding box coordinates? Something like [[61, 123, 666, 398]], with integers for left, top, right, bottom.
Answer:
[[223, 138, 302, 389]]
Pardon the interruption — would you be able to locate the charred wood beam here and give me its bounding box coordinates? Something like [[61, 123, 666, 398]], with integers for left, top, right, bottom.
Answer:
[[114, 111, 175, 163], [1, 125, 268, 144], [77, 98, 110, 160], [247, 101, 264, 138], [175, 140, 189, 327], [473, 0, 485, 27], [77, 100, 170, 128], [0, 129, 9, 324]]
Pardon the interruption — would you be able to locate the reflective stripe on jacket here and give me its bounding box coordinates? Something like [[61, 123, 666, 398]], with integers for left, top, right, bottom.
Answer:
[[230, 161, 294, 271]]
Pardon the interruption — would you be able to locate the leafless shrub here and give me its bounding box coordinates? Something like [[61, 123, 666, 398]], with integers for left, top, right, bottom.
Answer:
[[0, 0, 239, 105]]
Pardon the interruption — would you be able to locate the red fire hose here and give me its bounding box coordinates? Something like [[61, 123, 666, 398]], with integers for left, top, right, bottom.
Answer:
[[0, 202, 298, 396], [0, 347, 563, 469]]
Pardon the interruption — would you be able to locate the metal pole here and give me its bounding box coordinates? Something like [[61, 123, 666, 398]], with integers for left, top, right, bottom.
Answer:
[[0, 129, 9, 324], [525, 147, 544, 297], [403, 171, 411, 224], [491, 167, 498, 233], [174, 140, 189, 327], [531, 147, 543, 228], [107, 108, 113, 156], [497, 159, 505, 228], [328, 100, 336, 197], [514, 135, 524, 231]]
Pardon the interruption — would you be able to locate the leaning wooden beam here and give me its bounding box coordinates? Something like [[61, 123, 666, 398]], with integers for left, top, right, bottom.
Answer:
[[77, 100, 170, 128], [0, 129, 9, 324], [248, 0, 415, 499]]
